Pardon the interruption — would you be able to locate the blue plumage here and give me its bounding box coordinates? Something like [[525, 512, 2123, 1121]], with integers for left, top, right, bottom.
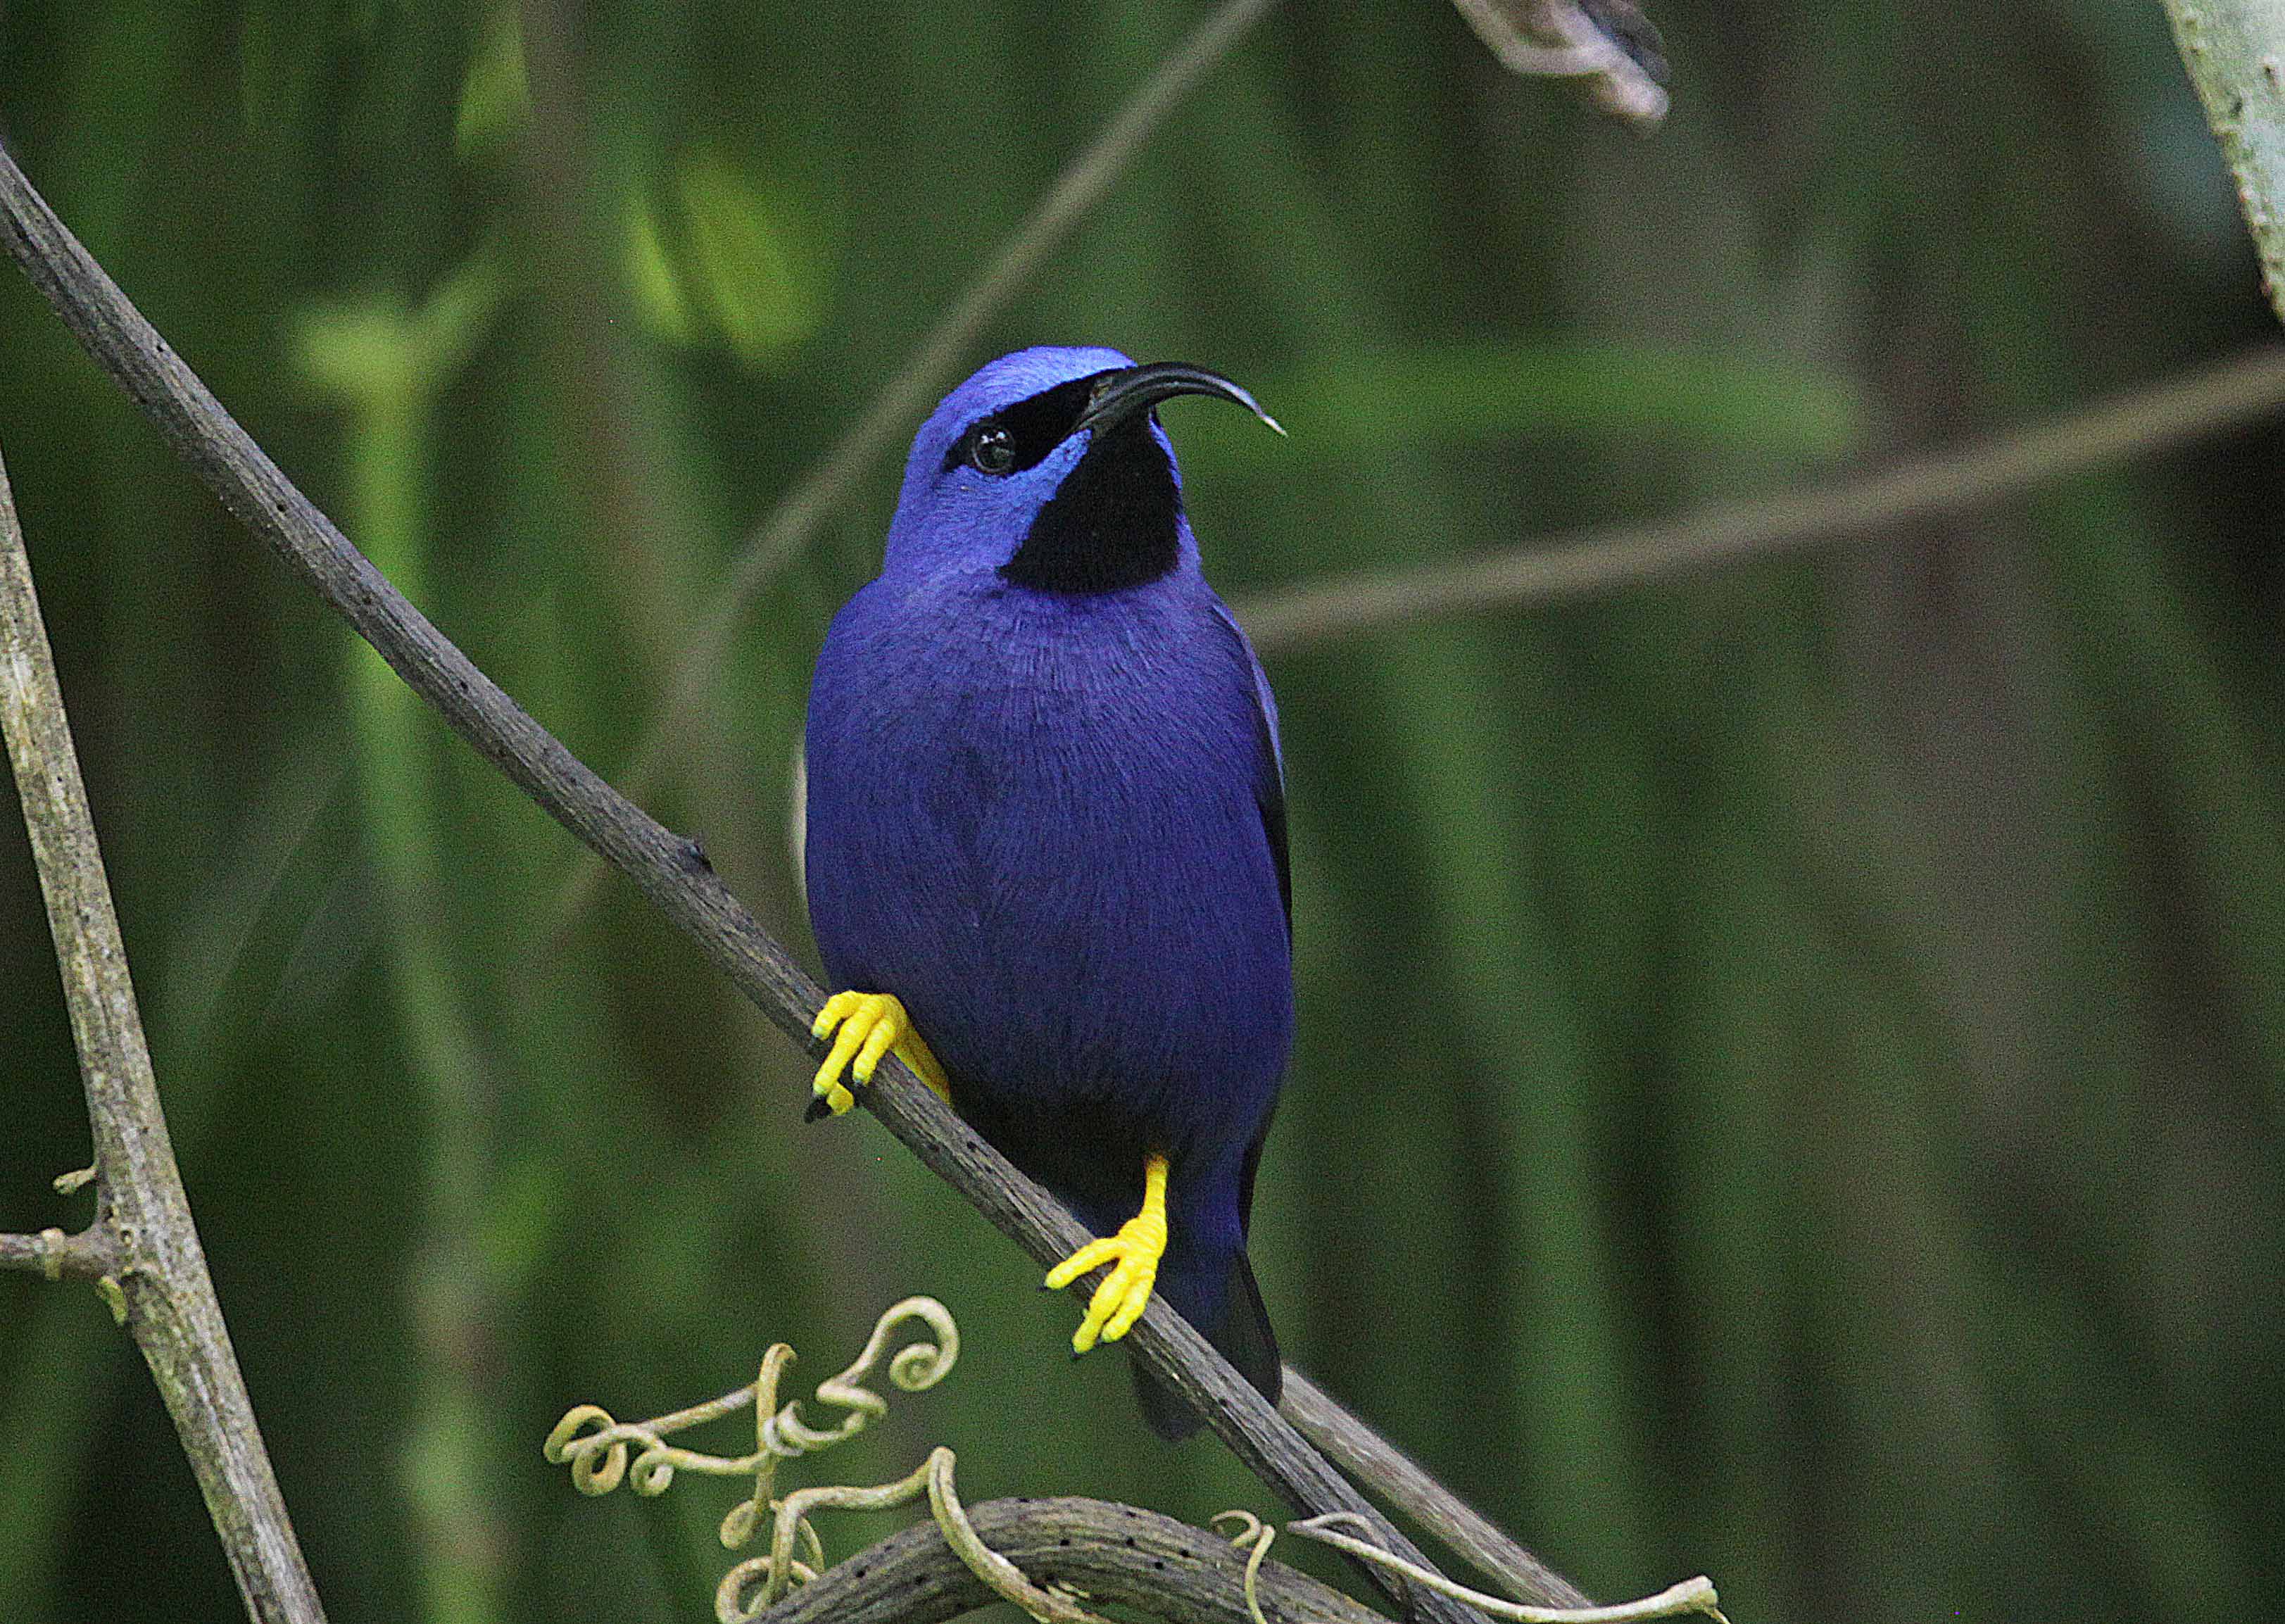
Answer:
[[804, 346, 1291, 1435]]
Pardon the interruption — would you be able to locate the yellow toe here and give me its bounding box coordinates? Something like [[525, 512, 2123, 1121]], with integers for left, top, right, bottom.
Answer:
[[1064, 1237, 1162, 1353], [809, 991, 954, 1114], [809, 990, 862, 1040], [810, 991, 904, 1115], [1045, 1154, 1170, 1354], [1043, 1235, 1123, 1292], [1097, 1266, 1156, 1343]]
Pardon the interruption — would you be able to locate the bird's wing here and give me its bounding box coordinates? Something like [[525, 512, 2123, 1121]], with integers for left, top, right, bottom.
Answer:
[[1209, 600, 1288, 1252], [1209, 600, 1290, 940]]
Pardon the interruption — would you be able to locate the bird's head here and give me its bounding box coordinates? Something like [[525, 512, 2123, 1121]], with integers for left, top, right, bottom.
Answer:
[[883, 345, 1278, 593]]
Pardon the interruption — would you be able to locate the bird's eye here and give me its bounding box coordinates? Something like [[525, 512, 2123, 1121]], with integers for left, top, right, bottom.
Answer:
[[968, 424, 1016, 477]]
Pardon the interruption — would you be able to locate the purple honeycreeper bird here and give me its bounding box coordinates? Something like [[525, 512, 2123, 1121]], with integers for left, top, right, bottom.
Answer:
[[802, 346, 1291, 1436]]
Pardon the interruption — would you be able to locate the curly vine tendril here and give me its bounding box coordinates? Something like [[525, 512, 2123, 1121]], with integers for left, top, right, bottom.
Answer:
[[546, 1297, 1101, 1624], [546, 1295, 1720, 1624], [1211, 1506, 1725, 1624], [1211, 1511, 1280, 1624], [1283, 1511, 1729, 1624], [541, 1296, 957, 1504]]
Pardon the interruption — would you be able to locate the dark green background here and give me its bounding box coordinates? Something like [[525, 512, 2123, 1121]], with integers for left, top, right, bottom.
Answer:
[[3, 4, 2279, 1621]]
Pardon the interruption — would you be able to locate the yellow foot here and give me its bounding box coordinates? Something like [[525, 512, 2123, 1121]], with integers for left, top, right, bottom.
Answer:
[[1043, 1153, 1170, 1353], [809, 991, 953, 1116]]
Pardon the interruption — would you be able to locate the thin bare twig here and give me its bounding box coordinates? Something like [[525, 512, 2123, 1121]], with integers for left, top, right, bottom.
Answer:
[[541, 0, 1278, 938], [0, 140, 1496, 1624], [1231, 344, 2285, 651], [0, 441, 328, 1623]]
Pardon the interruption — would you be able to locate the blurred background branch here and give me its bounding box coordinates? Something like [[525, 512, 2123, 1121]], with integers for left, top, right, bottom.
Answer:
[[1232, 343, 2285, 648], [0, 443, 327, 1623]]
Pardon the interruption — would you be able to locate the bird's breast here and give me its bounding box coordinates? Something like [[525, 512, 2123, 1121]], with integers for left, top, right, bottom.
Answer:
[[804, 577, 1290, 1140]]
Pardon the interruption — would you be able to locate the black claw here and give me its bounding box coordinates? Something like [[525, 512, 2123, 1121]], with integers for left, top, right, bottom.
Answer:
[[681, 833, 714, 873], [802, 1095, 834, 1123]]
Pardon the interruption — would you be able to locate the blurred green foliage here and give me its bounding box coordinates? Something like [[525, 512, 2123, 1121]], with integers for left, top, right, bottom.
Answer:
[[1, 4, 2281, 1623]]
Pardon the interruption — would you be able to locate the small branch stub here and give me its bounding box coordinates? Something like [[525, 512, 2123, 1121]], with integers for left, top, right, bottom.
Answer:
[[0, 1223, 118, 1283]]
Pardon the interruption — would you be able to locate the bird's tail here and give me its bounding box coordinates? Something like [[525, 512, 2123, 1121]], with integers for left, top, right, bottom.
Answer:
[[1131, 1248, 1280, 1440]]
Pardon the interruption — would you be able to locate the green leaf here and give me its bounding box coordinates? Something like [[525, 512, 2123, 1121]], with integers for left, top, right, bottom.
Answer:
[[619, 147, 829, 371], [622, 189, 698, 348], [455, 5, 531, 160]]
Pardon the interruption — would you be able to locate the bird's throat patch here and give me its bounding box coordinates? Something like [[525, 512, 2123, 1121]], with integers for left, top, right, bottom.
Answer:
[[1002, 424, 1181, 595]]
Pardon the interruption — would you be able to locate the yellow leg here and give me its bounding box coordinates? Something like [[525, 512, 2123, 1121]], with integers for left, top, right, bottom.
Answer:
[[810, 991, 953, 1115], [1043, 1153, 1169, 1353]]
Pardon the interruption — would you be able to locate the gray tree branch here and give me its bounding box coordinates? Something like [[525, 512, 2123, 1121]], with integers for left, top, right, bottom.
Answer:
[[745, 1495, 1389, 1624], [0, 140, 1530, 1624], [0, 442, 327, 1623]]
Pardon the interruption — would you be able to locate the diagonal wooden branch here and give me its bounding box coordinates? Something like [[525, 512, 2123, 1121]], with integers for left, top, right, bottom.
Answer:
[[0, 141, 1516, 1624], [0, 442, 328, 1624]]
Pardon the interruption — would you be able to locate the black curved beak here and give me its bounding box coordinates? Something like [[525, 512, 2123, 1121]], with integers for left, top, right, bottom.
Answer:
[[1074, 360, 1284, 441]]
